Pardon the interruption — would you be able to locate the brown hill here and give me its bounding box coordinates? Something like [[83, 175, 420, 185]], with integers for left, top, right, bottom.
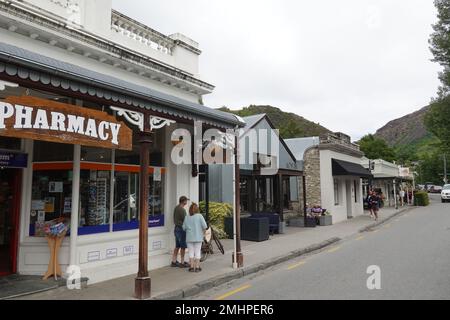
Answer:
[[374, 106, 430, 147]]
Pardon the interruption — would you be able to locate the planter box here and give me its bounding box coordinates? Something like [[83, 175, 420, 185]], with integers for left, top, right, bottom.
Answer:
[[319, 215, 333, 226], [288, 218, 316, 228]]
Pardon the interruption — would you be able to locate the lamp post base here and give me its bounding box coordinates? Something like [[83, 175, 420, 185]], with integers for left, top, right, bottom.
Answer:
[[135, 276, 151, 300], [232, 252, 244, 268]]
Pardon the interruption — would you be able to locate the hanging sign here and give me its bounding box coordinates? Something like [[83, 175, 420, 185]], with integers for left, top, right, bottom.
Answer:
[[0, 96, 132, 150], [0, 150, 28, 168]]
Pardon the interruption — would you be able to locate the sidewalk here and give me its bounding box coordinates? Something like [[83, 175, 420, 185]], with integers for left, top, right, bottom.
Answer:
[[14, 206, 411, 300]]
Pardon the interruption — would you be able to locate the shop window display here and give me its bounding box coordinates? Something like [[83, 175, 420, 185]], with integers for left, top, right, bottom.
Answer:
[[30, 169, 73, 236]]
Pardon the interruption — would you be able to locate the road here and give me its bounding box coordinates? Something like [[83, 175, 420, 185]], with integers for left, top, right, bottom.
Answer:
[[194, 195, 450, 300]]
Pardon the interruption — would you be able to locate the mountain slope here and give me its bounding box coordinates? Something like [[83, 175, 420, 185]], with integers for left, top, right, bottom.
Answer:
[[374, 106, 430, 147], [219, 105, 331, 139]]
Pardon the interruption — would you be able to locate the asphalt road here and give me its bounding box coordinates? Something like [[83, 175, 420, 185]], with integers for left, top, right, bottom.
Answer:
[[194, 195, 450, 300]]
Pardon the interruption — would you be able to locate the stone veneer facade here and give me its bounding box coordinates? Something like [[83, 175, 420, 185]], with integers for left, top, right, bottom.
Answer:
[[304, 147, 322, 207]]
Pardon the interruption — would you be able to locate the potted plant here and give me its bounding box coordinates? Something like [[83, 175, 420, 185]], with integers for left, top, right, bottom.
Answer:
[[318, 211, 333, 226]]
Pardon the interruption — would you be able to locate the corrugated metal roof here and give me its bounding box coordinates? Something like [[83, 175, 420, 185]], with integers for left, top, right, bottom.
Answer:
[[0, 42, 245, 128], [285, 137, 320, 161]]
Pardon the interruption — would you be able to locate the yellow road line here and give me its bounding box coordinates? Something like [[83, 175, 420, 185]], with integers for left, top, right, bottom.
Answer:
[[326, 246, 341, 253], [215, 284, 251, 301], [385, 224, 392, 228], [287, 260, 307, 270], [355, 235, 365, 241]]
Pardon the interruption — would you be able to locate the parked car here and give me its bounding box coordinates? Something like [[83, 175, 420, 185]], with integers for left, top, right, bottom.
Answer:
[[441, 185, 450, 203], [431, 185, 443, 194]]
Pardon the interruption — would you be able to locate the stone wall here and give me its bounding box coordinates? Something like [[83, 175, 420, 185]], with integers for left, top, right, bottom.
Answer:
[[304, 147, 321, 207]]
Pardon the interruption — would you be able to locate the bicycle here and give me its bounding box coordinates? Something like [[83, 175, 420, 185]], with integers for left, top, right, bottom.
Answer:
[[200, 226, 225, 262]]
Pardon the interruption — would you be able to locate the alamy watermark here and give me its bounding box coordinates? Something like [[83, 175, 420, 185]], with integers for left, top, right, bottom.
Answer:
[[366, 265, 381, 290], [170, 121, 281, 176]]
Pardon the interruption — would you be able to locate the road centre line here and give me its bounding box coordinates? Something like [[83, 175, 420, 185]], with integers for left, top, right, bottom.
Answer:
[[215, 284, 252, 301]]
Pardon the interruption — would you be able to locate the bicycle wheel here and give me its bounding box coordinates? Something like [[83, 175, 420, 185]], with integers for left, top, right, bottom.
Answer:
[[212, 228, 225, 255], [200, 241, 209, 262]]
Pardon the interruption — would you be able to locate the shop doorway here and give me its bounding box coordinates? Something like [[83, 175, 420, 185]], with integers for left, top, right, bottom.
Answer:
[[0, 169, 21, 276]]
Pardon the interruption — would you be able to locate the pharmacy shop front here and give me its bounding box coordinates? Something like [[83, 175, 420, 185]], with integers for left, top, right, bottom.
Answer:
[[0, 54, 241, 284]]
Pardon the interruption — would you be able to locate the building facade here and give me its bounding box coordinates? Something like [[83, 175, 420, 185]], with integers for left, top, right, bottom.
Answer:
[[286, 133, 372, 224], [0, 0, 243, 283], [207, 114, 303, 222]]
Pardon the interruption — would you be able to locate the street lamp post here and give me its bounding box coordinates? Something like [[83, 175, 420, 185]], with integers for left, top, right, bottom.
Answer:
[[393, 179, 398, 210]]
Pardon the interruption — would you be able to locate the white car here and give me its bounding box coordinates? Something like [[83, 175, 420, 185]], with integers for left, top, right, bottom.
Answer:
[[442, 185, 450, 203]]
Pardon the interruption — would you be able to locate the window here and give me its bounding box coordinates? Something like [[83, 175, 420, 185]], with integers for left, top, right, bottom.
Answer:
[[255, 177, 274, 212], [283, 177, 291, 209], [30, 142, 73, 237], [334, 179, 340, 205], [113, 171, 139, 225], [354, 180, 359, 203]]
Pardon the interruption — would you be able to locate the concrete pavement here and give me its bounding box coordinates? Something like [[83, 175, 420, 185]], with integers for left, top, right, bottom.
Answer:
[[195, 195, 450, 300], [13, 205, 411, 300]]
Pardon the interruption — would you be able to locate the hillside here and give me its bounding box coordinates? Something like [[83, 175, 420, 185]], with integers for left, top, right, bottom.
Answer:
[[373, 105, 441, 161], [219, 105, 331, 139], [374, 106, 430, 147]]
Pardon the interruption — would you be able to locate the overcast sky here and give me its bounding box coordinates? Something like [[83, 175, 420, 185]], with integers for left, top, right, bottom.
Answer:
[[113, 0, 441, 140]]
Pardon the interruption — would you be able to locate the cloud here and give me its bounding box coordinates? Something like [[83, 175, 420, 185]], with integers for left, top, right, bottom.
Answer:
[[112, 0, 441, 140]]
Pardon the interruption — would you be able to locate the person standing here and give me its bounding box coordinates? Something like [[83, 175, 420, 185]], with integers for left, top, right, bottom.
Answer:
[[171, 196, 189, 268], [399, 189, 405, 207], [183, 203, 208, 273]]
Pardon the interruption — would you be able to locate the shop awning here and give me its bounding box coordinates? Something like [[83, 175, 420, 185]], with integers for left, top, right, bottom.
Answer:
[[332, 159, 373, 178], [0, 42, 245, 129]]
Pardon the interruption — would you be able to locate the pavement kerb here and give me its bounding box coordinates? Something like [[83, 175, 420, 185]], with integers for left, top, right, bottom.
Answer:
[[358, 206, 414, 233], [152, 237, 341, 300]]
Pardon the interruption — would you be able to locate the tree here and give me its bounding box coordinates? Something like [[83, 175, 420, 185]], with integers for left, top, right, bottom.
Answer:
[[426, 1, 450, 155], [358, 134, 396, 162], [430, 0, 450, 96], [424, 96, 450, 152]]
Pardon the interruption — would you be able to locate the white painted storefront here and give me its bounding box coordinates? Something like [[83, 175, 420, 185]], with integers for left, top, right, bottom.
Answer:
[[0, 0, 241, 284], [320, 150, 364, 223]]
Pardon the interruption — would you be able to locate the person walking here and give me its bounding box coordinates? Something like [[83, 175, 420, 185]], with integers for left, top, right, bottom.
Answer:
[[372, 192, 380, 221], [366, 190, 375, 219], [171, 196, 189, 268], [183, 203, 208, 273]]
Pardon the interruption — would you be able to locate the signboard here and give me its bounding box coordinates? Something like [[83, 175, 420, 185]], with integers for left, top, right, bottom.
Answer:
[[399, 167, 411, 178], [0, 96, 132, 150], [0, 150, 28, 168]]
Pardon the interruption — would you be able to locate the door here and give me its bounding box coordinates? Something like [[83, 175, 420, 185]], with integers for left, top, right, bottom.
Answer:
[[0, 169, 21, 276], [346, 180, 353, 219]]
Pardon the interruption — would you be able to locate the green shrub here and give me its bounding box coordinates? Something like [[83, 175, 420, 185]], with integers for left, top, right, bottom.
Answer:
[[414, 191, 430, 206], [199, 201, 233, 239]]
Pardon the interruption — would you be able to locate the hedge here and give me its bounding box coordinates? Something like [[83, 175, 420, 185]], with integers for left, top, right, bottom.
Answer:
[[199, 201, 233, 239], [414, 191, 430, 206]]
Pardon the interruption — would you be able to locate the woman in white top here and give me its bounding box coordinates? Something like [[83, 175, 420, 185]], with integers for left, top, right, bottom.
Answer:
[[183, 203, 208, 273]]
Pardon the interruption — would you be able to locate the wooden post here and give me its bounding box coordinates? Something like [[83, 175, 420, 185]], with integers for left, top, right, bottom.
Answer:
[[135, 130, 153, 300], [303, 175, 308, 226], [278, 174, 284, 222]]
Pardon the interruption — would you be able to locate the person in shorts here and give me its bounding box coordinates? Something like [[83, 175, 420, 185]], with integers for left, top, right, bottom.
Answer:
[[171, 196, 189, 268]]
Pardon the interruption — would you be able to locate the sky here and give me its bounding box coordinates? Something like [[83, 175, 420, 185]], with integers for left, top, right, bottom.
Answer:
[[112, 0, 442, 141]]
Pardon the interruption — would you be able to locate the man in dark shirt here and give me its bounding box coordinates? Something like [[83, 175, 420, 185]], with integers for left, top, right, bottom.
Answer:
[[171, 196, 189, 267]]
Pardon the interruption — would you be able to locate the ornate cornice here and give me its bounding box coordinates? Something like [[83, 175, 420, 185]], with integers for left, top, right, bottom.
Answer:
[[0, 2, 214, 93]]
